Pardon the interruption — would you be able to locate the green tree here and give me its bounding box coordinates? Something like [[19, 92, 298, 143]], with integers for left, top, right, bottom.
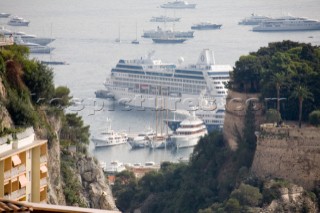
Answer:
[[266, 109, 282, 124], [291, 85, 314, 128], [271, 72, 286, 113], [309, 110, 320, 127], [230, 183, 262, 207], [224, 198, 241, 212], [53, 86, 72, 108]]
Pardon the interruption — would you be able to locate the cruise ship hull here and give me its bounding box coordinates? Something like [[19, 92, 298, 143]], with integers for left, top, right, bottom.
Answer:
[[109, 89, 211, 113]]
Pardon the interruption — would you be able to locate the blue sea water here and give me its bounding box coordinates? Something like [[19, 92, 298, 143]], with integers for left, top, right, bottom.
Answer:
[[1, 0, 320, 164]]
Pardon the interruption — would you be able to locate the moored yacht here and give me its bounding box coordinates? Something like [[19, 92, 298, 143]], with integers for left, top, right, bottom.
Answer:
[[239, 13, 272, 25], [142, 26, 194, 38], [160, 1, 196, 9], [8, 16, 30, 26], [0, 13, 10, 18], [128, 127, 155, 149], [13, 32, 54, 46], [191, 22, 222, 30], [150, 16, 180, 22], [92, 118, 128, 148], [171, 111, 207, 148], [253, 15, 320, 31], [14, 37, 54, 54]]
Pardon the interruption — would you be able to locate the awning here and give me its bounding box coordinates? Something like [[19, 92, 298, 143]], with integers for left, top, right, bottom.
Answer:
[[12, 155, 21, 166], [19, 175, 27, 188], [40, 165, 47, 173]]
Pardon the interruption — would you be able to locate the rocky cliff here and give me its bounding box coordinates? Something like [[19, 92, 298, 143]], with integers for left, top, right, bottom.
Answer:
[[252, 124, 320, 190]]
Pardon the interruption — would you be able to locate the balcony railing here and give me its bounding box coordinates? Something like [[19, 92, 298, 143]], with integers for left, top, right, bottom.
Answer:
[[4, 164, 26, 180], [40, 155, 47, 164], [40, 177, 47, 187], [5, 187, 26, 200]]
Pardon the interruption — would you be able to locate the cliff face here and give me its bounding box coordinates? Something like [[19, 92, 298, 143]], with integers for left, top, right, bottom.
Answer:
[[0, 77, 13, 129], [252, 124, 320, 190], [223, 90, 265, 150]]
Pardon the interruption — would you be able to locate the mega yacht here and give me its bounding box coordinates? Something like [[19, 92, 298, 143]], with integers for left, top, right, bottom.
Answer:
[[142, 26, 194, 38], [103, 49, 232, 112], [160, 1, 196, 9], [253, 15, 320, 31], [239, 13, 272, 25], [7, 16, 30, 26], [191, 22, 222, 30], [13, 32, 54, 46], [0, 13, 10, 18], [92, 118, 128, 148], [15, 37, 54, 54], [171, 111, 207, 148], [150, 16, 180, 23]]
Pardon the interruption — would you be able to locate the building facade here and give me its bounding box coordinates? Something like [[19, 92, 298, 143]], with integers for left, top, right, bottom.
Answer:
[[0, 127, 47, 203]]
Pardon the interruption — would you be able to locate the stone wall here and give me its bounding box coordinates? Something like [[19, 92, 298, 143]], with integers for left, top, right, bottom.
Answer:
[[223, 90, 265, 150], [251, 125, 320, 190]]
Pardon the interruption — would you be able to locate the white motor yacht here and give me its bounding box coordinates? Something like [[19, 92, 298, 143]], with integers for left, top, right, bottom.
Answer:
[[104, 161, 126, 173], [14, 36, 54, 54], [92, 118, 128, 148], [171, 111, 207, 148], [128, 127, 155, 149], [14, 32, 55, 46], [239, 13, 272, 25], [8, 16, 30, 26], [160, 1, 196, 9], [253, 15, 320, 31]]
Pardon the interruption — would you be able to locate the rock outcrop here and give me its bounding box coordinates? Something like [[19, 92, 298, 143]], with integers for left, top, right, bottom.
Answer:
[[0, 76, 13, 129]]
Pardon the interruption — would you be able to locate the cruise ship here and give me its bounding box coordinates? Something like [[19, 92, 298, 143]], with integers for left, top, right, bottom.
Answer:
[[239, 13, 272, 25], [253, 16, 320, 31], [142, 26, 194, 38], [104, 49, 232, 112]]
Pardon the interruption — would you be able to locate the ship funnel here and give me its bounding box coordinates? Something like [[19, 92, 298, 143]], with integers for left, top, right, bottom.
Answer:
[[197, 49, 215, 65]]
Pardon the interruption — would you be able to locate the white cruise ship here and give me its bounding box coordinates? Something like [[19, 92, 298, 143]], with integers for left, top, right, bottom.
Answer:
[[253, 16, 320, 31], [104, 49, 232, 112], [160, 1, 196, 9], [239, 13, 272, 25], [142, 26, 194, 38], [171, 111, 207, 148]]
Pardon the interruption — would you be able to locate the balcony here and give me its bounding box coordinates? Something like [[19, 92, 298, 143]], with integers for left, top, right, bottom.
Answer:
[[40, 177, 47, 188], [4, 187, 26, 200], [4, 164, 26, 180]]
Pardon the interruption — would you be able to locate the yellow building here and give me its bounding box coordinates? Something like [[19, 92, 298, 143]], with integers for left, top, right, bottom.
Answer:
[[0, 127, 47, 203]]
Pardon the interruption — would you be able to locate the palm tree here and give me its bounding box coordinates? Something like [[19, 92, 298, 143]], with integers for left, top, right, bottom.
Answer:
[[271, 72, 286, 113], [291, 85, 313, 128]]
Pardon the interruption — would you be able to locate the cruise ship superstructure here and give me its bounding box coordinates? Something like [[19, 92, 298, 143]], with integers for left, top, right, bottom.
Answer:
[[253, 15, 320, 31], [104, 49, 232, 112]]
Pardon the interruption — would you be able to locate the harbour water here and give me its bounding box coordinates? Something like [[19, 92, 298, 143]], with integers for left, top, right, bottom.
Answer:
[[1, 0, 320, 164]]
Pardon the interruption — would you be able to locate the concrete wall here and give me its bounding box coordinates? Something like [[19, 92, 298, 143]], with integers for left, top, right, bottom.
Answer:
[[251, 125, 320, 190]]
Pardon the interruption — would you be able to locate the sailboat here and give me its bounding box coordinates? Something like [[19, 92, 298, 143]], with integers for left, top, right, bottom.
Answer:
[[131, 22, 139, 44], [149, 92, 168, 149], [115, 24, 121, 43]]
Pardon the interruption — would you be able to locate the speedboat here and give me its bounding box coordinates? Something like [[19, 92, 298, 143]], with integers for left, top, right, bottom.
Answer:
[[191, 22, 222, 30], [8, 16, 30, 26], [0, 13, 10, 18], [160, 1, 196, 9], [171, 111, 207, 148], [239, 13, 272, 25], [150, 16, 180, 22], [92, 118, 128, 148]]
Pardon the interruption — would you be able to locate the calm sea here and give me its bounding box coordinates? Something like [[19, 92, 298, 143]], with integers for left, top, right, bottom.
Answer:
[[1, 0, 320, 164]]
